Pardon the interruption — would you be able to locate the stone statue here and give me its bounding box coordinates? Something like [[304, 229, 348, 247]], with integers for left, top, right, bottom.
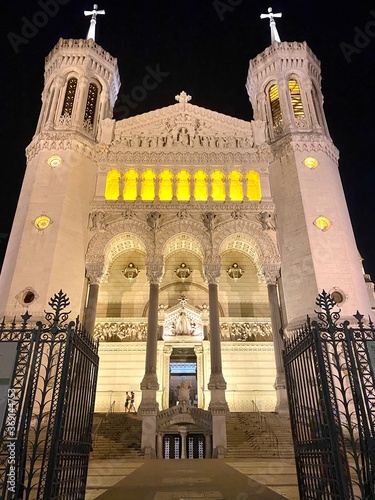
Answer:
[[257, 211, 276, 230], [177, 380, 191, 403], [89, 211, 106, 231]]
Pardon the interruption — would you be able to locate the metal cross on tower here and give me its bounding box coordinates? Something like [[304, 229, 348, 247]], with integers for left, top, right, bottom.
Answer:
[[260, 7, 282, 44], [84, 4, 105, 42]]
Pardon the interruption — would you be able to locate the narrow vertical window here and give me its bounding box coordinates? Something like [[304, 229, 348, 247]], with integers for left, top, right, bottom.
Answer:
[[246, 171, 262, 201], [228, 170, 243, 201], [61, 77, 77, 117], [159, 170, 173, 201], [176, 170, 190, 201], [211, 170, 226, 201], [269, 84, 282, 127], [194, 170, 208, 201], [141, 169, 156, 201], [312, 85, 322, 126], [105, 169, 120, 200], [123, 169, 138, 200], [84, 83, 99, 125], [289, 79, 305, 119]]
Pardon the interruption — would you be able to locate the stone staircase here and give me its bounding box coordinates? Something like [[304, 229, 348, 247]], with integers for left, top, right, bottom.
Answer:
[[91, 412, 143, 459], [226, 412, 295, 459]]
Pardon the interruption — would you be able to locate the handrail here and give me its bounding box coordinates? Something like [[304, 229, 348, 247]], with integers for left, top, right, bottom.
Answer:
[[91, 400, 116, 449], [251, 400, 279, 451]]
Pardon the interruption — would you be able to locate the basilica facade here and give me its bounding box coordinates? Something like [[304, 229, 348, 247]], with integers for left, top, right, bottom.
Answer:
[[0, 34, 373, 457]]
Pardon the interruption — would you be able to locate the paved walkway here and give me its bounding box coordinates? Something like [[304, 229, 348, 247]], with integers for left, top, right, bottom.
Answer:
[[86, 458, 297, 500]]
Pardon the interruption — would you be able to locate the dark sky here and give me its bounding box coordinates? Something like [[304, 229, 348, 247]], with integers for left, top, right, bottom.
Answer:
[[2, 1, 375, 280]]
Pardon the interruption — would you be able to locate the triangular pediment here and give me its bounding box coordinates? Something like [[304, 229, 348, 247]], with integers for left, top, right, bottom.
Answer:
[[111, 92, 266, 149]]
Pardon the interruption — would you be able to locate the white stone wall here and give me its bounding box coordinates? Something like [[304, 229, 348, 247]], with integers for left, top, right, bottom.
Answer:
[[95, 340, 277, 413]]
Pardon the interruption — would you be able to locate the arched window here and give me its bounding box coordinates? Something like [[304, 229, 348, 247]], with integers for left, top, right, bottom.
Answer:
[[141, 169, 156, 200], [105, 169, 120, 200], [311, 84, 323, 127], [176, 170, 190, 201], [123, 169, 138, 200], [228, 170, 243, 201], [84, 82, 99, 125], [211, 170, 226, 201], [61, 77, 77, 117], [246, 171, 262, 201], [194, 170, 208, 201], [288, 79, 305, 119], [269, 84, 282, 127], [159, 170, 173, 201]]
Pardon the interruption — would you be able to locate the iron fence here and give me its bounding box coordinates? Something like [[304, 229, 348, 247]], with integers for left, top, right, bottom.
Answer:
[[0, 290, 99, 499], [284, 291, 375, 499]]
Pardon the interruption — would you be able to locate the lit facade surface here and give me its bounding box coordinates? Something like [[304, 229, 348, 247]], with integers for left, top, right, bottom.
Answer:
[[0, 37, 373, 457]]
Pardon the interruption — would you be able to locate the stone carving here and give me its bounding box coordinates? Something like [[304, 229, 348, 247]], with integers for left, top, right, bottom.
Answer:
[[177, 380, 191, 403], [93, 322, 148, 341], [146, 211, 161, 230], [221, 322, 272, 342], [171, 308, 196, 335], [202, 212, 216, 231], [256, 211, 276, 230], [89, 211, 107, 231]]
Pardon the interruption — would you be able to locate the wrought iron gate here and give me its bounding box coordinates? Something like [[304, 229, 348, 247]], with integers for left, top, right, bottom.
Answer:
[[0, 291, 99, 499], [284, 291, 375, 499]]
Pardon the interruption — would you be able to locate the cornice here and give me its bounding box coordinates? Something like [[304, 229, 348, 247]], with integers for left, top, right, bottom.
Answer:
[[270, 133, 339, 163], [26, 131, 96, 162]]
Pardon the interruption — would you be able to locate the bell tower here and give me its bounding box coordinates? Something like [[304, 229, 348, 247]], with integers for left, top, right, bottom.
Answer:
[[0, 37, 120, 318], [246, 38, 371, 327]]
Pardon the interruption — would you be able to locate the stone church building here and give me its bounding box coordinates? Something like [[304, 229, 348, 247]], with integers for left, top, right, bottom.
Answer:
[[0, 19, 373, 458]]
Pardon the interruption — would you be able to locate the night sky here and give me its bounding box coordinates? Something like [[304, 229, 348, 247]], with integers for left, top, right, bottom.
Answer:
[[2, 1, 375, 282]]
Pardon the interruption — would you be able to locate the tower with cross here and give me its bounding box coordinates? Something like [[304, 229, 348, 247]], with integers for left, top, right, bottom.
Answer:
[[84, 4, 105, 42]]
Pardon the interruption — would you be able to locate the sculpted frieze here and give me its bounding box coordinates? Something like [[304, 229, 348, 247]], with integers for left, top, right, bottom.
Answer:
[[221, 322, 272, 341]]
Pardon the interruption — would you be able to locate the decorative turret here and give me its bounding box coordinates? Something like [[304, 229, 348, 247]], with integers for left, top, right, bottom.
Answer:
[[35, 37, 120, 141], [246, 41, 329, 142], [246, 23, 372, 326]]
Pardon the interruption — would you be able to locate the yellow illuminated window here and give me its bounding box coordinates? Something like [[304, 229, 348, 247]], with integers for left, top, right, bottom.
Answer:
[[34, 215, 51, 230], [194, 170, 208, 201], [289, 79, 305, 118], [269, 84, 282, 127], [176, 170, 190, 201], [246, 171, 262, 200], [105, 169, 120, 200], [141, 169, 156, 201], [228, 170, 243, 201], [211, 170, 226, 201], [159, 170, 173, 201], [123, 169, 138, 200], [61, 77, 77, 117]]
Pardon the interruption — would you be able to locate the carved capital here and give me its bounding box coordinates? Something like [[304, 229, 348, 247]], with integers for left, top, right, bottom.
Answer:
[[86, 262, 105, 285], [146, 260, 164, 284], [204, 263, 221, 285], [259, 264, 280, 285]]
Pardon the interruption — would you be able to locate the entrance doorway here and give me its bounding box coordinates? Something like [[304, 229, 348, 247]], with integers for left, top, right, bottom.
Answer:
[[169, 348, 197, 407], [163, 434, 181, 459], [187, 434, 205, 459], [162, 433, 206, 459]]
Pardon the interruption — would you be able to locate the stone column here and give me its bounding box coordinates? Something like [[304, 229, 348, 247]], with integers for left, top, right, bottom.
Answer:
[[205, 433, 212, 458], [139, 261, 164, 458], [194, 345, 204, 408], [204, 262, 228, 458], [162, 345, 173, 409], [263, 266, 289, 416], [73, 77, 89, 128], [45, 77, 64, 129], [180, 429, 187, 459], [157, 433, 163, 459], [85, 263, 105, 336]]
